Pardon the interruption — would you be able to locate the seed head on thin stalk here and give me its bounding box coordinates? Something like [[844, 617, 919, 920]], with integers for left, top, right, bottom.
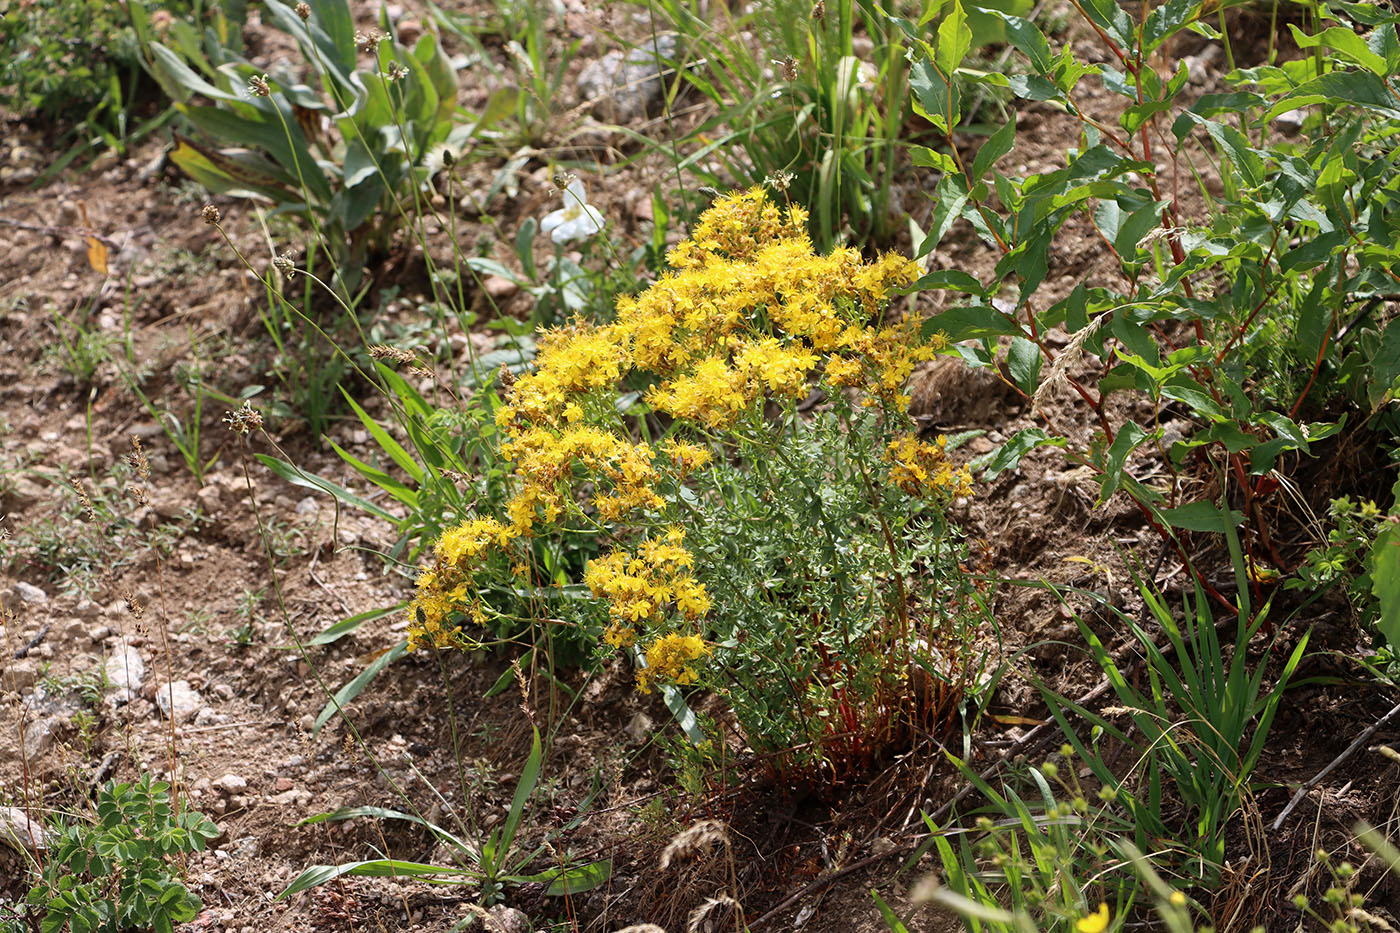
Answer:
[[295, 1, 310, 19], [201, 204, 221, 226], [247, 74, 271, 98], [223, 401, 263, 436]]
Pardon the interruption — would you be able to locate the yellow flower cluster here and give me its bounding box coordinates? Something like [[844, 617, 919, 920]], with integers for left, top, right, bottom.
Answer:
[[637, 632, 711, 694], [408, 517, 518, 652], [884, 435, 974, 499], [584, 528, 712, 659], [493, 188, 938, 516]]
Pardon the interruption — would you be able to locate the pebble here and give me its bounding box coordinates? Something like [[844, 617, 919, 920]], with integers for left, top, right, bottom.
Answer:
[[23, 718, 58, 763], [155, 680, 204, 722], [215, 774, 248, 794], [212, 683, 234, 700], [104, 644, 145, 705], [483, 274, 519, 299], [13, 581, 48, 604], [196, 484, 222, 513], [625, 711, 653, 743], [0, 807, 47, 852], [576, 34, 678, 124]]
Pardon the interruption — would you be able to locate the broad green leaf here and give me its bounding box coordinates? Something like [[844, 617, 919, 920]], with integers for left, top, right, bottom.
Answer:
[[911, 145, 959, 174], [1142, 0, 1203, 53], [1006, 336, 1041, 395], [541, 860, 612, 896], [1373, 522, 1400, 651], [1288, 24, 1388, 75], [935, 0, 973, 81], [922, 304, 1024, 342], [169, 135, 298, 204], [971, 119, 1015, 182], [1265, 71, 1400, 122]]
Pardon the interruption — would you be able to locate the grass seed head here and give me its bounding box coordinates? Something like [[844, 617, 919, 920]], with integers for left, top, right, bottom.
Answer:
[[660, 819, 730, 870]]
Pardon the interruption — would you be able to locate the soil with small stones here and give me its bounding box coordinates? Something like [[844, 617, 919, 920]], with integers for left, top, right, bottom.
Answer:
[[3, 2, 1400, 932]]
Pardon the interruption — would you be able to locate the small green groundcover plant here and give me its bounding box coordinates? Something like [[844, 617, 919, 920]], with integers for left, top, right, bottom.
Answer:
[[8, 775, 219, 933], [399, 187, 989, 769]]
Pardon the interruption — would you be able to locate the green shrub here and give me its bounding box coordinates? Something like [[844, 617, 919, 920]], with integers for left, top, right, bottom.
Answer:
[[400, 188, 989, 767], [907, 0, 1400, 609]]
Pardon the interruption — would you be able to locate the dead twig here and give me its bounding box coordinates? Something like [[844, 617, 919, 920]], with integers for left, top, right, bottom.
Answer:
[[13, 623, 51, 659], [1271, 699, 1400, 831]]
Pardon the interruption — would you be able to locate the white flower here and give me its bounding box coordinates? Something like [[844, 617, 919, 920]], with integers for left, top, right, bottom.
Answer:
[[541, 178, 605, 244]]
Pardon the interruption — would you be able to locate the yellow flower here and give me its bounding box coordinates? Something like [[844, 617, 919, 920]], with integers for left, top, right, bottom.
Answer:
[[637, 632, 710, 693], [1076, 902, 1110, 933]]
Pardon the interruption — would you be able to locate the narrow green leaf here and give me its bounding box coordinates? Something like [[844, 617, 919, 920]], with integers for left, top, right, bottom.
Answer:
[[1157, 501, 1245, 533], [310, 604, 402, 646], [254, 454, 398, 521], [313, 640, 408, 735]]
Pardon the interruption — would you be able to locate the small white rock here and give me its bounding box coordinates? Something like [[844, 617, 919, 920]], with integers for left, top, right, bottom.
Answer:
[[0, 807, 47, 852], [155, 680, 204, 723], [13, 582, 48, 604], [104, 645, 145, 705], [215, 774, 248, 795]]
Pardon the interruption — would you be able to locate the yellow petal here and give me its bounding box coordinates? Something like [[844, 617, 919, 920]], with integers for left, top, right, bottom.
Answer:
[[1076, 902, 1110, 933]]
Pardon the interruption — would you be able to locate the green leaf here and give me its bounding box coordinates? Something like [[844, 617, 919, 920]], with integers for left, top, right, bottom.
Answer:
[[310, 604, 402, 646], [1006, 336, 1041, 395], [977, 428, 1066, 481], [661, 683, 707, 744], [1142, 0, 1203, 53], [1372, 522, 1400, 651], [169, 135, 298, 204], [313, 640, 408, 735], [541, 859, 612, 895], [970, 120, 1015, 182], [254, 454, 398, 522], [327, 439, 418, 508], [1288, 24, 1388, 75], [498, 727, 543, 864], [935, 0, 973, 82], [910, 268, 985, 295], [871, 890, 910, 933], [922, 304, 1024, 342], [918, 172, 972, 257], [910, 145, 959, 174], [280, 859, 478, 898], [1157, 501, 1244, 533], [342, 391, 424, 483], [984, 11, 1052, 71], [1265, 70, 1400, 122]]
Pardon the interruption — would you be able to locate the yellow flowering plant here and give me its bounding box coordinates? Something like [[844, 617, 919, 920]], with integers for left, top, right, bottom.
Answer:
[[406, 188, 986, 771]]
